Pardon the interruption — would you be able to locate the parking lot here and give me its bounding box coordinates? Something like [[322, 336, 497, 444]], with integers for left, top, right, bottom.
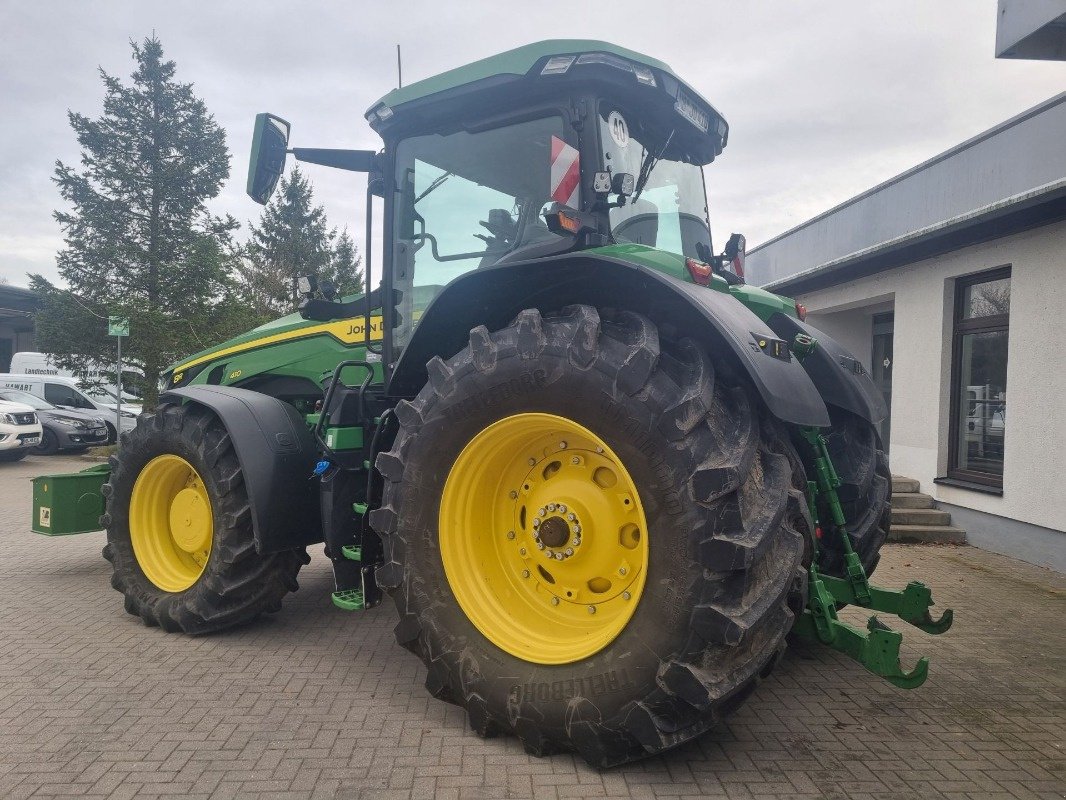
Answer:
[[0, 452, 1063, 800]]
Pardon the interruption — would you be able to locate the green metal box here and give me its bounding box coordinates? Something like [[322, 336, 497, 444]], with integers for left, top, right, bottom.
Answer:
[[31, 464, 110, 535]]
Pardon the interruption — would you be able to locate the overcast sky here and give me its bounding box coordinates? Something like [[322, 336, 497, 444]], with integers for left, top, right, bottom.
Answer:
[[1, 0, 1063, 288]]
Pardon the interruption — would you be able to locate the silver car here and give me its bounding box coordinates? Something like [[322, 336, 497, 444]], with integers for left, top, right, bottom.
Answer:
[[0, 389, 110, 455]]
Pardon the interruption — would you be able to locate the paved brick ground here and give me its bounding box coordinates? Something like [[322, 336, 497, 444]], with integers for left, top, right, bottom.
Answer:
[[1, 453, 1063, 800]]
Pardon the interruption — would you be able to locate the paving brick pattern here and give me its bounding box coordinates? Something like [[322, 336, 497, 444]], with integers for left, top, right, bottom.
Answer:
[[1, 454, 1063, 800]]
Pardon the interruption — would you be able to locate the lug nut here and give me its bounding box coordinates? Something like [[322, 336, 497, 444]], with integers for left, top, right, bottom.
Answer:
[[622, 591, 631, 600], [557, 504, 567, 514], [546, 550, 555, 558], [571, 456, 580, 465], [573, 537, 581, 546], [536, 542, 545, 550], [596, 447, 604, 453], [564, 548, 573, 556], [537, 507, 546, 517], [555, 553, 564, 561], [587, 605, 596, 614], [547, 503, 557, 512], [559, 441, 568, 449], [573, 525, 581, 534], [567, 513, 575, 521], [507, 531, 515, 540], [618, 567, 627, 576], [551, 597, 560, 606], [532, 518, 540, 528]]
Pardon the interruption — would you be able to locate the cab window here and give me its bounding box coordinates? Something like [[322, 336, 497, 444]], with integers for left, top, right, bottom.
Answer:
[[598, 103, 711, 259], [392, 115, 574, 346]]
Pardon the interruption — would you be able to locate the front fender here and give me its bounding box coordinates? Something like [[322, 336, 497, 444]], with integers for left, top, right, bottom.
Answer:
[[388, 254, 830, 427], [766, 313, 888, 425], [161, 385, 322, 553]]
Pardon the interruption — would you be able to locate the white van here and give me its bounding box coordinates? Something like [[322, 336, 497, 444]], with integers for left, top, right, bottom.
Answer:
[[7, 352, 142, 410], [0, 374, 136, 442]]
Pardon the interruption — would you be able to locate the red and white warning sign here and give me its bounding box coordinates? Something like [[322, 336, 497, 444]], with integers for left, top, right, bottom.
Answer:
[[550, 136, 580, 208]]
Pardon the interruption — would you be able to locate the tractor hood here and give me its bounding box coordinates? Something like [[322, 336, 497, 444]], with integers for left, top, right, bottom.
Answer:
[[164, 309, 321, 387]]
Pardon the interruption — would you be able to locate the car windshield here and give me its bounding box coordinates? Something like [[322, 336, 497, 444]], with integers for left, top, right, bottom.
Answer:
[[598, 103, 712, 259], [392, 115, 574, 345], [85, 388, 117, 403], [0, 389, 53, 410]]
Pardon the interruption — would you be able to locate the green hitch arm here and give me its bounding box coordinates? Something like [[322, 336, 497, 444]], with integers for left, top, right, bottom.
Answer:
[[800, 427, 872, 605], [793, 610, 930, 689], [817, 574, 953, 635]]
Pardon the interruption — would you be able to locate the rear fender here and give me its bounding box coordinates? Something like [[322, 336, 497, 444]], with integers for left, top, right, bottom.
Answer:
[[766, 313, 888, 425], [162, 385, 322, 553], [388, 253, 830, 427]]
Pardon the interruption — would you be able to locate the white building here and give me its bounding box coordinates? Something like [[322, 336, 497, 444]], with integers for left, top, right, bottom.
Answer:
[[747, 93, 1066, 572]]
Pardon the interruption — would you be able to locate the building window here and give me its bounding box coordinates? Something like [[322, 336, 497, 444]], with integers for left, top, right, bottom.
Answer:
[[949, 267, 1010, 486]]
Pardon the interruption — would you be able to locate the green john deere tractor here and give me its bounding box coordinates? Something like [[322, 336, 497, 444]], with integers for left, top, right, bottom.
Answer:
[[33, 40, 952, 767]]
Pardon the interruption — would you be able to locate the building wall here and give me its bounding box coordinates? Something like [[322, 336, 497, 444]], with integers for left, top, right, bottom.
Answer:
[[794, 220, 1066, 535], [0, 324, 36, 371]]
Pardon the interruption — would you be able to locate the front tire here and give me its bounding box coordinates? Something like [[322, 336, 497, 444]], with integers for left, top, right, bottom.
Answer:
[[35, 428, 59, 455], [101, 402, 309, 634], [372, 306, 810, 766]]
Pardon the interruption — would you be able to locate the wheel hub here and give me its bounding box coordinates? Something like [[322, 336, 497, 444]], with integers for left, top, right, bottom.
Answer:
[[129, 454, 214, 593], [439, 413, 649, 664], [533, 511, 576, 551]]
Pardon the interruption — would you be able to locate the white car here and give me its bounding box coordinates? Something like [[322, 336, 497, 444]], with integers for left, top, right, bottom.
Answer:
[[0, 398, 43, 462]]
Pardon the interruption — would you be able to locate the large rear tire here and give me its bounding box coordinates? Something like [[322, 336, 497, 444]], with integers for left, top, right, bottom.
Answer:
[[101, 402, 309, 634], [372, 306, 810, 767], [812, 407, 891, 577]]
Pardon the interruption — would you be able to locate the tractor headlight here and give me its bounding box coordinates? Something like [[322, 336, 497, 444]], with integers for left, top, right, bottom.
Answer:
[[574, 52, 658, 88]]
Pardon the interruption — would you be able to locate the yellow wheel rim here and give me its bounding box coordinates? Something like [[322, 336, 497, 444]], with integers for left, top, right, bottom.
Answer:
[[129, 454, 213, 592], [439, 413, 649, 664]]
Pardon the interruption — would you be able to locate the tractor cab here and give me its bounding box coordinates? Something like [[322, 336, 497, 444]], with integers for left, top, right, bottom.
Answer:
[[249, 41, 735, 362], [369, 41, 729, 350]]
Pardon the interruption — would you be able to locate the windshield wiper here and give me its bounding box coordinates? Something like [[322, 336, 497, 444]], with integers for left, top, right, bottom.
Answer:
[[414, 171, 453, 204], [630, 129, 675, 204]]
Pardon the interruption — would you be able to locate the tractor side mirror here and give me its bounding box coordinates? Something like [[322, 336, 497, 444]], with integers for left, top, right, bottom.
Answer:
[[247, 113, 291, 205]]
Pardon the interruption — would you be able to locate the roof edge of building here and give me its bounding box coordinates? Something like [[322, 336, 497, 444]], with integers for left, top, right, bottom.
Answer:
[[762, 177, 1066, 294], [749, 92, 1066, 257]]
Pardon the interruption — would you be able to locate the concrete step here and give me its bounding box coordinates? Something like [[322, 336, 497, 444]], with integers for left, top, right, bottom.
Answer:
[[892, 507, 952, 526], [889, 524, 967, 544], [892, 492, 935, 509], [892, 475, 920, 493]]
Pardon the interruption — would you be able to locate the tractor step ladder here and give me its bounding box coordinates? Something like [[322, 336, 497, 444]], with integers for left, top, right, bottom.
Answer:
[[331, 588, 365, 611]]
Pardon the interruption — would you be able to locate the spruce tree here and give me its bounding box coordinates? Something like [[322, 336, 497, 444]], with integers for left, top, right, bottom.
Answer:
[[244, 166, 335, 312], [38, 36, 238, 408], [323, 229, 364, 298]]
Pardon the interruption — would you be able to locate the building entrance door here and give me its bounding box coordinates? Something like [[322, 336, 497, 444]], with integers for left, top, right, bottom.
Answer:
[[871, 312, 893, 448]]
